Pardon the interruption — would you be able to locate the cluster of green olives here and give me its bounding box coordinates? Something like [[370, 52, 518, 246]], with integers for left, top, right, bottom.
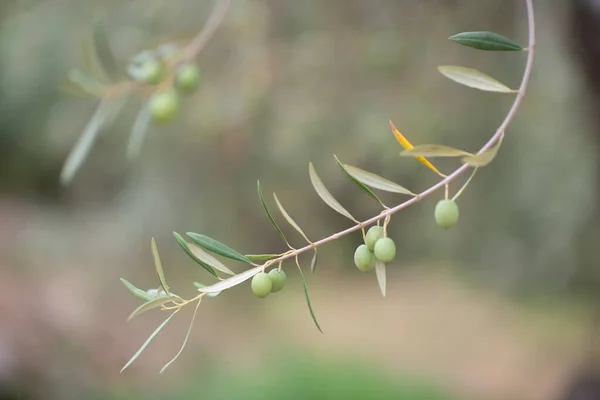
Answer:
[[251, 269, 287, 298], [127, 45, 202, 124], [354, 225, 396, 272], [434, 199, 459, 229]]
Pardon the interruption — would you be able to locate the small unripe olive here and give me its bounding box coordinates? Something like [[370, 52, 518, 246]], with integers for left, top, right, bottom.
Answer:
[[141, 59, 165, 85], [354, 244, 376, 272], [148, 90, 180, 123], [251, 272, 272, 298], [434, 199, 459, 229], [175, 64, 201, 94], [365, 225, 384, 251], [374, 237, 396, 263], [268, 269, 286, 293]]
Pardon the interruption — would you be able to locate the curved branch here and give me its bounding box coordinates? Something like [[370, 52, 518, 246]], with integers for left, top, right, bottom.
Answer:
[[263, 0, 536, 267], [181, 0, 230, 62]]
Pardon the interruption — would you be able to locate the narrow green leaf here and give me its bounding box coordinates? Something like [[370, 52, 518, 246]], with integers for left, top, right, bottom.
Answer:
[[334, 155, 384, 207], [273, 194, 311, 243], [308, 162, 357, 222], [449, 31, 523, 51], [297, 264, 323, 333], [120, 311, 177, 373], [120, 278, 156, 302], [65, 69, 106, 98], [92, 13, 120, 81], [193, 282, 222, 297], [127, 296, 179, 321], [257, 181, 289, 244], [245, 254, 279, 262], [342, 164, 416, 196], [187, 242, 235, 276], [310, 250, 318, 274], [151, 237, 170, 296], [438, 66, 516, 93], [186, 233, 253, 265], [462, 132, 505, 167], [173, 232, 218, 277], [400, 144, 473, 158], [60, 96, 126, 186], [375, 260, 386, 297], [160, 298, 202, 374], [196, 265, 263, 294], [127, 106, 151, 161]]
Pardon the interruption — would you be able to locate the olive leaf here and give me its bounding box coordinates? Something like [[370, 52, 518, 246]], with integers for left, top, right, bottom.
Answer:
[[63, 69, 106, 98], [127, 296, 180, 321], [92, 13, 120, 81], [186, 242, 235, 276], [245, 254, 279, 262], [60, 96, 127, 186], [127, 106, 152, 161], [160, 298, 202, 374], [462, 132, 505, 167], [257, 181, 289, 245], [449, 31, 523, 51], [375, 261, 386, 297], [342, 164, 416, 196], [120, 311, 178, 373], [297, 261, 323, 333], [438, 66, 516, 93], [310, 250, 318, 274], [334, 155, 385, 208], [196, 265, 263, 294], [390, 120, 444, 177], [308, 162, 357, 222], [173, 232, 218, 277], [193, 282, 222, 297], [186, 233, 253, 265], [151, 237, 170, 296], [120, 278, 156, 302], [273, 193, 311, 244], [400, 144, 473, 158]]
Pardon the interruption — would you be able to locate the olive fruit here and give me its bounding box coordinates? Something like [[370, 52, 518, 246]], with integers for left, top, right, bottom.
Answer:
[[148, 90, 180, 123], [175, 64, 201, 94], [251, 272, 272, 298], [141, 59, 165, 85], [374, 237, 396, 263], [268, 269, 286, 293], [434, 199, 459, 229], [365, 225, 384, 251], [354, 244, 376, 272]]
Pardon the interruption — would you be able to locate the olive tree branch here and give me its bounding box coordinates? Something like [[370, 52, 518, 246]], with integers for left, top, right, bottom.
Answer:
[[256, 0, 536, 268]]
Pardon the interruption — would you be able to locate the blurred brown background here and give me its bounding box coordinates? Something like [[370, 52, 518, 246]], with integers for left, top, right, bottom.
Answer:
[[1, 1, 599, 399]]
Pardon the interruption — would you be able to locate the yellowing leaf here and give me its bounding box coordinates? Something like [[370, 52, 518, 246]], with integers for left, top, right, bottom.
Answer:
[[437, 66, 516, 93], [400, 144, 473, 158], [389, 121, 443, 177], [462, 132, 505, 167]]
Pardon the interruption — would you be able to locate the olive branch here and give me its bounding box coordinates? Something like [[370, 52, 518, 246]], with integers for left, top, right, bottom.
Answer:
[[113, 0, 536, 374], [59, 0, 231, 186]]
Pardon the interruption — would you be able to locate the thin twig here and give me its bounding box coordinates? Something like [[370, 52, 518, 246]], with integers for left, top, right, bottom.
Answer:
[[180, 0, 230, 62]]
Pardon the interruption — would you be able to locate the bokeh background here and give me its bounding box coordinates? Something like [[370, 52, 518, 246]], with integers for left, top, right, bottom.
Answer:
[[1, 1, 600, 399]]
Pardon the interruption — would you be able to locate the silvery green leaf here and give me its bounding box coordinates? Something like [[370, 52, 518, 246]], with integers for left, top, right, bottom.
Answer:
[[375, 260, 386, 297], [308, 162, 356, 222], [462, 132, 505, 167], [257, 181, 288, 245], [334, 155, 385, 207], [173, 232, 218, 277], [127, 296, 180, 321], [193, 282, 222, 297], [93, 13, 120, 81], [151, 237, 170, 295], [160, 298, 201, 374], [273, 193, 311, 243], [400, 144, 473, 158], [126, 106, 151, 160], [298, 264, 323, 333], [196, 265, 263, 294], [120, 311, 177, 373], [186, 233, 253, 265], [342, 164, 415, 196], [438, 66, 516, 93], [120, 278, 155, 302]]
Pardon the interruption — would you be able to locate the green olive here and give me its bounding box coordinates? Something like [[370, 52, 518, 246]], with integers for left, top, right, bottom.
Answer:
[[268, 269, 286, 293], [141, 59, 165, 85], [251, 272, 272, 298], [175, 64, 201, 94], [373, 237, 396, 263], [365, 225, 384, 251], [148, 90, 180, 123], [434, 199, 459, 229], [354, 244, 376, 272]]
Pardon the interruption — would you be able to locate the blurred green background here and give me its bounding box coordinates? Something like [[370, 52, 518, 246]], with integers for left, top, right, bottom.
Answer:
[[1, 1, 599, 399]]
